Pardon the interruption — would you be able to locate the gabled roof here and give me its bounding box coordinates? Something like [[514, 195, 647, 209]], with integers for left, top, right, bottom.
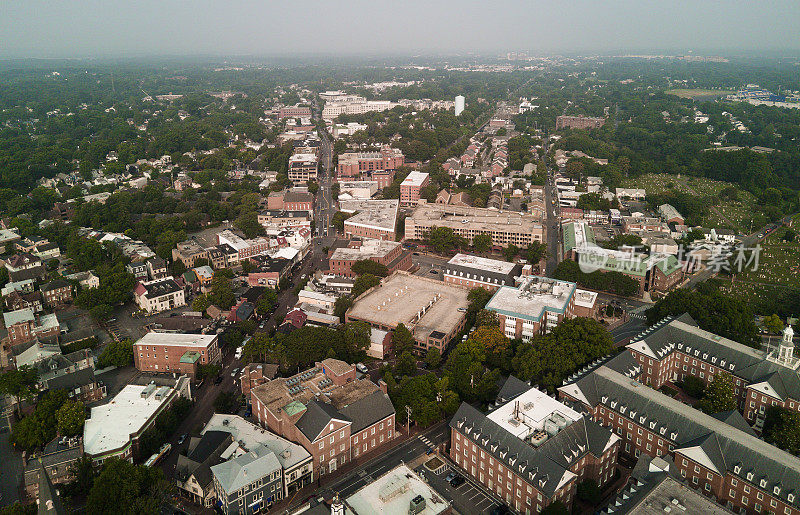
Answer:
[[496, 376, 531, 404], [451, 402, 616, 497], [210, 444, 281, 495], [339, 390, 395, 433], [295, 400, 351, 442]]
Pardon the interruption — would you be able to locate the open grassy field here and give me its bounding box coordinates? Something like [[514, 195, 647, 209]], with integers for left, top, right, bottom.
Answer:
[[620, 173, 757, 231], [719, 219, 800, 311], [666, 88, 735, 100]]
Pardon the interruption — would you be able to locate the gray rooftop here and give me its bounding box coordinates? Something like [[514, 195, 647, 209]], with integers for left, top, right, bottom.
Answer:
[[210, 444, 281, 495]]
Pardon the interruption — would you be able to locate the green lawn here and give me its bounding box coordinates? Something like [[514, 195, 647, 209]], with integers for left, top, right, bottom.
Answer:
[[666, 88, 735, 100], [620, 173, 756, 231]]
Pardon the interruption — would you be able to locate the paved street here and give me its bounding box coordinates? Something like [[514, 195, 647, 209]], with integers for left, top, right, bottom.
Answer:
[[0, 432, 23, 508]]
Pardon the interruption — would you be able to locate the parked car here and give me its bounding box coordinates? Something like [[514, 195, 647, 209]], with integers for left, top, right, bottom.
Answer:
[[231, 367, 240, 377], [450, 476, 465, 487], [177, 434, 187, 445], [356, 363, 368, 374], [214, 376, 224, 385], [445, 472, 456, 483]]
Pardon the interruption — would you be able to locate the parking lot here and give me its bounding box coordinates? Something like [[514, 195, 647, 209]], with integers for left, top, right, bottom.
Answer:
[[419, 459, 502, 515]]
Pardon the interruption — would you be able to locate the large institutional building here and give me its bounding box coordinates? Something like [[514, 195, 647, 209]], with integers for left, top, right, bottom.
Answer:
[[450, 377, 620, 514], [133, 333, 221, 377], [339, 199, 399, 241], [442, 253, 522, 292], [485, 275, 598, 340], [555, 313, 800, 515], [405, 201, 545, 248], [336, 146, 405, 188]]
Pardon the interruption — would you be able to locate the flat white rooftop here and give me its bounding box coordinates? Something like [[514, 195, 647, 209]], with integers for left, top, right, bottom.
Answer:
[[574, 289, 598, 309], [135, 332, 217, 348], [345, 464, 450, 515], [331, 239, 400, 261], [486, 275, 576, 322], [400, 171, 429, 187], [340, 199, 399, 232], [447, 253, 517, 275], [202, 414, 310, 470], [84, 384, 173, 456], [487, 386, 582, 441]]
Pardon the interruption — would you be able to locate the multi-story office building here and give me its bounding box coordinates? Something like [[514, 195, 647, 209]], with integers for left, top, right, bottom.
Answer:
[[485, 275, 598, 340], [450, 378, 620, 514], [442, 253, 522, 291], [399, 171, 429, 206], [405, 202, 545, 248], [278, 105, 312, 119], [327, 238, 411, 278], [336, 146, 405, 188], [339, 199, 399, 241], [250, 358, 395, 476], [133, 332, 221, 376], [172, 240, 209, 269], [287, 153, 318, 185]]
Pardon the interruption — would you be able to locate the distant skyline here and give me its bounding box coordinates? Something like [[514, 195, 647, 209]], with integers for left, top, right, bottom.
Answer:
[[2, 1, 800, 59]]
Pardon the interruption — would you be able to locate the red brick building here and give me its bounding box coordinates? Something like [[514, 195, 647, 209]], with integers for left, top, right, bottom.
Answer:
[[399, 171, 429, 207], [450, 378, 619, 514], [559, 358, 800, 515], [239, 363, 279, 400], [266, 189, 315, 212], [278, 106, 312, 119], [624, 314, 800, 431], [133, 333, 221, 376], [250, 358, 396, 476], [337, 146, 404, 187], [327, 238, 411, 278], [40, 279, 73, 307]]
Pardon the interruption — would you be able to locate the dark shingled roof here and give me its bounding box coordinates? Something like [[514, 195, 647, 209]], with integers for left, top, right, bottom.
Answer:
[[496, 376, 531, 404], [450, 401, 617, 498], [560, 365, 800, 510], [45, 367, 96, 392], [339, 390, 395, 433], [296, 400, 351, 442]]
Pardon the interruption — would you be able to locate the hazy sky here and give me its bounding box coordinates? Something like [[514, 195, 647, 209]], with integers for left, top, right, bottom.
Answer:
[[2, 1, 799, 58]]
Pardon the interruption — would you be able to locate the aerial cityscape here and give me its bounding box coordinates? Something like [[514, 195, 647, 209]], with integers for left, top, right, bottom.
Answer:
[[1, 2, 800, 515]]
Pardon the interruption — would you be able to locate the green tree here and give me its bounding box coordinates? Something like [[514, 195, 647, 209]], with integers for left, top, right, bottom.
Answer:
[[424, 347, 442, 369], [393, 323, 416, 356], [512, 318, 613, 392], [209, 271, 235, 309], [576, 479, 602, 505], [525, 241, 547, 263], [255, 288, 278, 317], [351, 259, 389, 277], [86, 458, 168, 515], [192, 293, 211, 312], [763, 314, 785, 334], [197, 363, 222, 380], [11, 390, 69, 452], [472, 233, 492, 253], [680, 376, 706, 398], [501, 244, 519, 262], [56, 399, 86, 436], [351, 273, 381, 298], [334, 296, 354, 322], [540, 500, 568, 515], [475, 309, 499, 328], [307, 180, 319, 195], [763, 406, 800, 456], [214, 392, 242, 414], [0, 366, 38, 417], [97, 339, 134, 368], [395, 351, 417, 377], [697, 374, 736, 414]]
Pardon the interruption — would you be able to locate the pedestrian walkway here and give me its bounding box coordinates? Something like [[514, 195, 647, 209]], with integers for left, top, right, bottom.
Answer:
[[418, 434, 434, 449]]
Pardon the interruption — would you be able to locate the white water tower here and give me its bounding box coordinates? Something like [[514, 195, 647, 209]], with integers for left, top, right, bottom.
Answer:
[[455, 95, 465, 116]]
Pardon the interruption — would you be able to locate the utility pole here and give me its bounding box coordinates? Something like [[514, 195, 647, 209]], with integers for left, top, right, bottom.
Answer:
[[406, 405, 412, 435]]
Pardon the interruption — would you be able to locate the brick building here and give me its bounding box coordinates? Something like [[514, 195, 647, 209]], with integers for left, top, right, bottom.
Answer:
[[337, 146, 405, 188], [339, 199, 399, 241], [485, 275, 598, 340], [266, 189, 315, 212], [172, 240, 209, 269], [559, 360, 800, 515], [624, 314, 800, 431], [250, 358, 395, 476], [287, 153, 318, 185], [2, 308, 59, 347], [278, 105, 312, 119], [133, 333, 221, 376], [450, 378, 619, 514], [239, 363, 279, 400], [327, 238, 411, 278], [399, 171, 429, 206], [40, 279, 73, 307]]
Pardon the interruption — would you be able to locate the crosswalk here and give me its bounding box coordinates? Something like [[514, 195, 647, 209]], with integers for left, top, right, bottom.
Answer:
[[418, 435, 434, 448], [629, 312, 646, 321]]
